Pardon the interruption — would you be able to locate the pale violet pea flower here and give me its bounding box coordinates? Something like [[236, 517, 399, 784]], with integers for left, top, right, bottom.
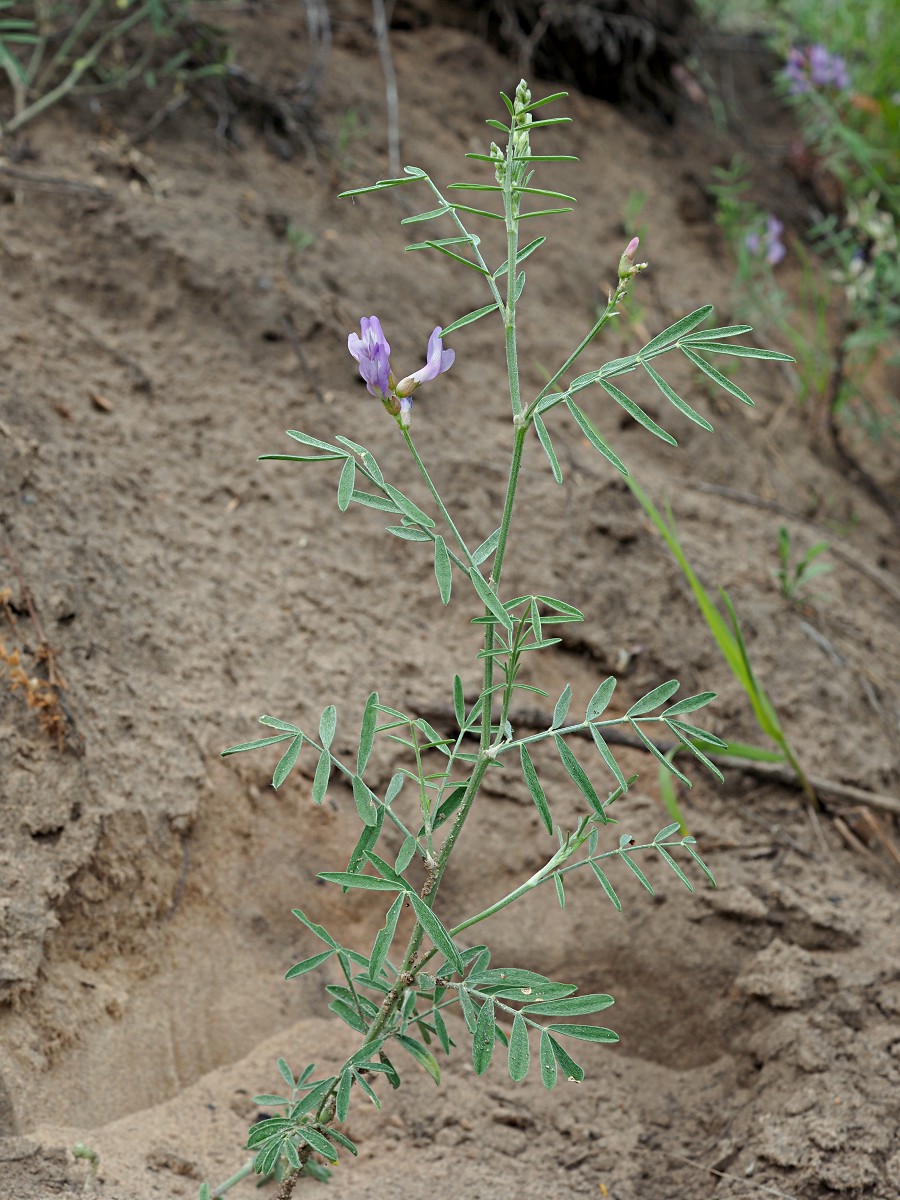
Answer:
[[348, 319, 454, 427], [746, 215, 786, 266], [348, 316, 392, 398], [395, 327, 455, 398]]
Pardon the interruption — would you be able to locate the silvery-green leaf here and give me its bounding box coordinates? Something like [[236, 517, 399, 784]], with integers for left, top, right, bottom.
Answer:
[[273, 735, 303, 789], [508, 1011, 530, 1081], [586, 676, 616, 720], [639, 306, 713, 357], [337, 457, 355, 511], [589, 860, 622, 910], [552, 683, 572, 728], [434, 536, 452, 605]]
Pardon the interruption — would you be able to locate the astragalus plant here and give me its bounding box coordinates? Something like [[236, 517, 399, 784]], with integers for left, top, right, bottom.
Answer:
[[204, 81, 792, 1198]]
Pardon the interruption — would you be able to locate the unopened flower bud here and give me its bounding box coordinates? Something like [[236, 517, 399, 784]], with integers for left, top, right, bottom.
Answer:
[[617, 236, 647, 280]]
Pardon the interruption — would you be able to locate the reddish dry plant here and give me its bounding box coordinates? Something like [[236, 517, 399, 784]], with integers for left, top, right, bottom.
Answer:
[[0, 587, 69, 751]]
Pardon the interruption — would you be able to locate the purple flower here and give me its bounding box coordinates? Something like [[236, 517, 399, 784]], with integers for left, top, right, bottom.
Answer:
[[784, 45, 851, 95], [348, 318, 454, 426], [784, 47, 810, 94], [395, 327, 455, 398], [348, 316, 392, 398], [745, 215, 786, 266]]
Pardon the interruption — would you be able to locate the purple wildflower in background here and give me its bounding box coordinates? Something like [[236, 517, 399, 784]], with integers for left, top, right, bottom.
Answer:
[[746, 215, 786, 266], [784, 45, 851, 95], [348, 316, 392, 398], [348, 319, 454, 426]]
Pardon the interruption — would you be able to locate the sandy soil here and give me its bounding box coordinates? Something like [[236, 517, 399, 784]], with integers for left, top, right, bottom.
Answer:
[[1, 4, 899, 1199]]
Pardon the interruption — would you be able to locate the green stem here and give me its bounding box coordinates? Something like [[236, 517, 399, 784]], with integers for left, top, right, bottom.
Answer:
[[211, 1159, 255, 1197], [402, 429, 476, 567]]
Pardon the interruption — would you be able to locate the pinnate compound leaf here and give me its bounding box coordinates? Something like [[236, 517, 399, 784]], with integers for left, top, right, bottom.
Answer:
[[433, 535, 452, 605], [508, 1011, 530, 1081], [586, 676, 616, 720], [357, 691, 379, 775], [472, 996, 496, 1075], [565, 399, 628, 475], [520, 744, 552, 835], [395, 1034, 441, 1084], [408, 894, 463, 974], [539, 1030, 558, 1089], [548, 1035, 585, 1082], [589, 861, 622, 911], [312, 748, 331, 804], [626, 679, 680, 717], [273, 735, 303, 789], [552, 683, 573, 728], [285, 949, 335, 980]]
